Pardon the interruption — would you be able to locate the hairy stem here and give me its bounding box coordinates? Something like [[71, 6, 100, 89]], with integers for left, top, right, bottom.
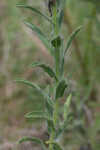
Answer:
[[49, 130, 55, 150], [49, 3, 60, 150]]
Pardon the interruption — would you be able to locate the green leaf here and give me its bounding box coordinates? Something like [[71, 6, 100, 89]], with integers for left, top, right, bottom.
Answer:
[[18, 137, 47, 150], [15, 79, 53, 108], [58, 9, 64, 29], [56, 112, 74, 138], [64, 26, 82, 55], [45, 101, 53, 116], [55, 127, 65, 139], [64, 94, 72, 120], [47, 119, 55, 134], [52, 142, 63, 150], [16, 4, 52, 24], [51, 36, 63, 77], [51, 36, 62, 48], [31, 62, 58, 81], [25, 111, 51, 120], [24, 21, 53, 54], [56, 80, 67, 99]]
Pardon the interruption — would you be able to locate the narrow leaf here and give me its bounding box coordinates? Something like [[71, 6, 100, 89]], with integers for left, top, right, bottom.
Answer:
[[56, 127, 63, 138], [58, 9, 64, 29], [51, 36, 62, 48], [51, 36, 63, 77], [31, 62, 58, 81], [24, 21, 53, 54], [16, 4, 52, 23], [53, 142, 63, 150], [56, 80, 67, 99], [15, 79, 53, 108], [64, 94, 72, 120], [64, 26, 82, 55], [45, 101, 53, 116], [56, 112, 74, 138], [47, 119, 55, 134], [25, 111, 51, 120], [18, 137, 47, 150]]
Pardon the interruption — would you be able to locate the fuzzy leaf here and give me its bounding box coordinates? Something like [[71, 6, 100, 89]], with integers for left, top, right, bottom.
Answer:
[[15, 79, 53, 108], [55, 127, 64, 138], [31, 62, 58, 81], [56, 80, 67, 99], [56, 113, 74, 138], [25, 111, 51, 120], [58, 9, 64, 29], [51, 36, 62, 48], [16, 4, 52, 23], [64, 94, 72, 120], [53, 142, 63, 150], [24, 21, 53, 54], [45, 101, 53, 116], [51, 36, 62, 76], [47, 119, 55, 134], [64, 26, 82, 55], [18, 137, 47, 150]]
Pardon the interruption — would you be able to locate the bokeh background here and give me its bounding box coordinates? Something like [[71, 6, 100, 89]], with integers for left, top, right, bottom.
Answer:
[[0, 0, 100, 150]]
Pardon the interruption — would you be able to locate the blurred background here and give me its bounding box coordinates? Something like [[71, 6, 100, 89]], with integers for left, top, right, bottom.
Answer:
[[0, 0, 100, 150]]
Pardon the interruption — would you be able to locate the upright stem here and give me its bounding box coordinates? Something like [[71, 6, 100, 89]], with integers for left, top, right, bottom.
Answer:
[[49, 3, 60, 150], [49, 130, 55, 150], [53, 5, 58, 36]]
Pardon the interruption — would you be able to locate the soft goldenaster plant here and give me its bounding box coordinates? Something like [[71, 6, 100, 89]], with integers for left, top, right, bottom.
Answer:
[[16, 0, 82, 149]]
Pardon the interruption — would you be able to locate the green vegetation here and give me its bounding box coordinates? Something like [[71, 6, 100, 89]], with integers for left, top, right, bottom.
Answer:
[[16, 1, 82, 149], [0, 0, 100, 150]]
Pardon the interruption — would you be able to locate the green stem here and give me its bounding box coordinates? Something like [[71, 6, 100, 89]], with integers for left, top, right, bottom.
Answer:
[[53, 5, 61, 79], [53, 100, 59, 126], [49, 100, 59, 150], [49, 130, 55, 150], [49, 4, 60, 150], [53, 5, 58, 36]]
